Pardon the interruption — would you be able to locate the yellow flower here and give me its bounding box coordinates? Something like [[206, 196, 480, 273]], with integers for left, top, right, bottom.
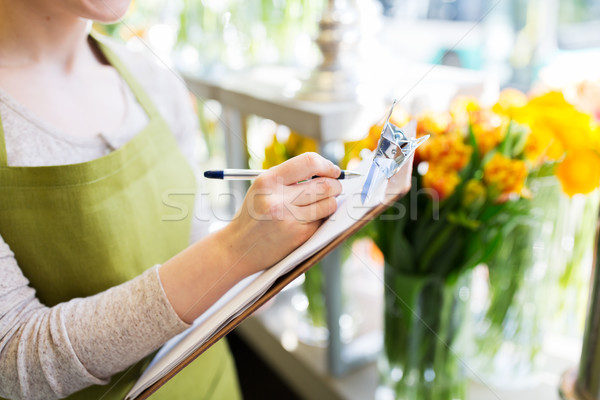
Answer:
[[422, 166, 460, 200], [263, 130, 318, 168], [524, 125, 564, 164], [556, 149, 600, 196], [450, 96, 481, 128], [462, 179, 487, 208], [263, 135, 287, 168], [527, 91, 570, 109], [389, 107, 411, 130], [512, 91, 566, 128], [539, 110, 593, 151], [340, 124, 381, 168], [286, 131, 318, 155], [483, 153, 528, 198], [492, 88, 528, 118], [515, 90, 600, 165]]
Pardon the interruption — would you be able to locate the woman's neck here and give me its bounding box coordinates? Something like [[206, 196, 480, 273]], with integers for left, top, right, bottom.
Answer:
[[0, 1, 95, 72]]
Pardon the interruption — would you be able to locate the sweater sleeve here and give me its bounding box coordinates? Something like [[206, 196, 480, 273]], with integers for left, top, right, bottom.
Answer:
[[0, 238, 190, 400]]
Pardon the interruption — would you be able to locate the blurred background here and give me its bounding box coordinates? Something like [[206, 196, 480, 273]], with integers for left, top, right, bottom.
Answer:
[[98, 0, 600, 88], [97, 1, 600, 399]]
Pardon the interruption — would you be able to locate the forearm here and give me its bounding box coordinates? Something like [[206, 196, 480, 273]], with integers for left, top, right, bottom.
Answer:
[[160, 153, 344, 326], [159, 224, 251, 324]]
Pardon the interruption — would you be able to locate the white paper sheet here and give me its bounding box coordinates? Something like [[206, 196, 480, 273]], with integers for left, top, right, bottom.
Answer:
[[125, 157, 390, 400]]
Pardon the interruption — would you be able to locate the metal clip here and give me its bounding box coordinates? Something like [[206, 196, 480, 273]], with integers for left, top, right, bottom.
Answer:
[[360, 101, 429, 204]]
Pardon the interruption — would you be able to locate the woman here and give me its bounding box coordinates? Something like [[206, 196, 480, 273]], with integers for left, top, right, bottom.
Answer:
[[0, 1, 342, 399]]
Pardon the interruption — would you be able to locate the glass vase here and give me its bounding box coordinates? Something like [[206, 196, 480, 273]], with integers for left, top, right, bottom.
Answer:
[[295, 264, 330, 345], [466, 177, 599, 387], [466, 177, 555, 387], [377, 267, 469, 400], [293, 260, 363, 346], [467, 229, 544, 387]]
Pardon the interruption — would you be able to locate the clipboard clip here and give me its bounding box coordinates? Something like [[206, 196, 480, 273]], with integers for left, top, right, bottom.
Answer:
[[360, 101, 429, 204]]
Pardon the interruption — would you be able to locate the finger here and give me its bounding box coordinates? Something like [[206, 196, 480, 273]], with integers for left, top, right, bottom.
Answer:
[[288, 177, 342, 206], [294, 196, 338, 223], [270, 152, 341, 185]]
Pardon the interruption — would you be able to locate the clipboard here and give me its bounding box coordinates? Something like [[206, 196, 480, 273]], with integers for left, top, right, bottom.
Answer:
[[130, 152, 414, 400]]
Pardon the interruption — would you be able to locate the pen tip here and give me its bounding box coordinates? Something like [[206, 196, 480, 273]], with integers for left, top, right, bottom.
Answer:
[[344, 171, 362, 178]]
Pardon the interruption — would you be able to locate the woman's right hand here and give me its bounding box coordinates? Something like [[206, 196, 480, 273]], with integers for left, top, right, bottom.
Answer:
[[160, 152, 343, 323], [223, 152, 343, 277]]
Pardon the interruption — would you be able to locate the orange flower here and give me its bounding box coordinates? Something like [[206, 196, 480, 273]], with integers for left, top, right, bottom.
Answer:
[[416, 133, 473, 171], [422, 165, 460, 200], [417, 111, 451, 137], [470, 110, 506, 155], [341, 107, 410, 168], [556, 149, 600, 196], [483, 153, 528, 198]]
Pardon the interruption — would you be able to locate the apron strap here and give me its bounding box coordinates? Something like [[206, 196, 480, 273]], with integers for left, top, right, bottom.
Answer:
[[90, 31, 162, 120], [0, 113, 7, 167]]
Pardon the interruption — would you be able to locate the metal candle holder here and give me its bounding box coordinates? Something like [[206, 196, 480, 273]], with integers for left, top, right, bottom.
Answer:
[[295, 0, 359, 102], [560, 219, 600, 400]]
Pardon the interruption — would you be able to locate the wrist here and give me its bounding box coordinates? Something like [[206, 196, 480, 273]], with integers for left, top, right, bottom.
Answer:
[[213, 221, 255, 281]]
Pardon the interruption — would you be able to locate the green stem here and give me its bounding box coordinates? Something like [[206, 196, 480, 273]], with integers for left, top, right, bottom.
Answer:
[[419, 223, 456, 273]]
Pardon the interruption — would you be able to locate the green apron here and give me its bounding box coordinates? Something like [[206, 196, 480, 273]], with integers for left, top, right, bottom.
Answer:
[[0, 36, 241, 400]]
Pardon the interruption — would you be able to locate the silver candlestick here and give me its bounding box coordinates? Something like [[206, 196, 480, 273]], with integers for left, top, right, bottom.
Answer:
[[560, 217, 600, 400], [294, 0, 359, 102]]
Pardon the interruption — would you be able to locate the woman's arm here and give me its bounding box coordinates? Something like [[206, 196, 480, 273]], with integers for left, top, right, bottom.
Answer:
[[160, 153, 342, 322], [0, 153, 341, 400], [0, 32, 343, 399], [0, 239, 189, 400], [148, 58, 343, 323]]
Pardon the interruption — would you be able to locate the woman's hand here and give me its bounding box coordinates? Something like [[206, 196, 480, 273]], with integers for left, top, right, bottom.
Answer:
[[224, 152, 343, 276], [160, 152, 342, 323]]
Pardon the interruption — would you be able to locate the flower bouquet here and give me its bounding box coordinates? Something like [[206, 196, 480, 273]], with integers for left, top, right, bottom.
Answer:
[[342, 96, 539, 399], [345, 88, 600, 398], [470, 89, 600, 385]]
